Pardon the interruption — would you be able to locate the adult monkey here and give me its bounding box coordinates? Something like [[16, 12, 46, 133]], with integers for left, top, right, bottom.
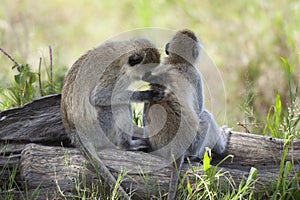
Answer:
[[61, 38, 162, 199]]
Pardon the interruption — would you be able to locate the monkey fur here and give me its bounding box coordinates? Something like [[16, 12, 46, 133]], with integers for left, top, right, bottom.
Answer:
[[61, 38, 162, 200], [142, 29, 229, 200]]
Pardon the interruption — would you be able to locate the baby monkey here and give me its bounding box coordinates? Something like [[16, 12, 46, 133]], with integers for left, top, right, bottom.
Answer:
[[61, 38, 162, 200], [142, 29, 229, 200]]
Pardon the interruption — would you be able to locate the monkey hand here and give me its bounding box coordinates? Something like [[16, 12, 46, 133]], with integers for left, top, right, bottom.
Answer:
[[130, 90, 164, 102], [150, 89, 165, 101]]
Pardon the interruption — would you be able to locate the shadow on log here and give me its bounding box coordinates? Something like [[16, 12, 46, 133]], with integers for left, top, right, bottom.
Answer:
[[0, 94, 299, 199]]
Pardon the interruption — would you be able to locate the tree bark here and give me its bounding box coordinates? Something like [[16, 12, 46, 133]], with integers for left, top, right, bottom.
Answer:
[[0, 94, 299, 199]]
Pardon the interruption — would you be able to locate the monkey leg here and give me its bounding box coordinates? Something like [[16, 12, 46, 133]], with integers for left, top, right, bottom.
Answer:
[[188, 109, 229, 159]]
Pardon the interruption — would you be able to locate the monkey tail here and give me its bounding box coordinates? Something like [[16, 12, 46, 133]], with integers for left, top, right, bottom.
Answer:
[[167, 155, 185, 200], [78, 137, 132, 200]]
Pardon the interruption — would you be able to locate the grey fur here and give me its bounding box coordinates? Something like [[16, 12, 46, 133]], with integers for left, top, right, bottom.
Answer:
[[142, 29, 229, 200], [61, 38, 161, 200]]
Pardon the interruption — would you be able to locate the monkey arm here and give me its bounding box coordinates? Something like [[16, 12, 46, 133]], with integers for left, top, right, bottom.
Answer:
[[142, 72, 165, 86], [89, 87, 113, 106], [130, 90, 164, 102], [90, 86, 164, 106]]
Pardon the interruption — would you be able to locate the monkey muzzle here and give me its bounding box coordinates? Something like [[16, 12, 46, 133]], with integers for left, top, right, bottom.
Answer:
[[142, 71, 165, 86]]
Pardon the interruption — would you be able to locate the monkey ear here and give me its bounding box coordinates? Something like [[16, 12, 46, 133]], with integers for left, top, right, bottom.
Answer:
[[165, 42, 170, 55], [128, 53, 144, 66]]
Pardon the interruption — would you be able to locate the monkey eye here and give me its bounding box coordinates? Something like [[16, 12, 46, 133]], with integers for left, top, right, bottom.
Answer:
[[165, 42, 170, 55], [128, 53, 143, 66]]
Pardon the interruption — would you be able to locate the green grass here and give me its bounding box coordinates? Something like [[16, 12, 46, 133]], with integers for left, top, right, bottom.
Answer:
[[0, 46, 64, 110], [263, 59, 300, 139], [1, 44, 299, 200], [1, 0, 299, 128], [0, 162, 18, 199], [1, 145, 299, 199], [0, 51, 299, 200], [271, 136, 300, 200], [175, 151, 257, 200], [175, 146, 299, 200], [0, 0, 299, 198]]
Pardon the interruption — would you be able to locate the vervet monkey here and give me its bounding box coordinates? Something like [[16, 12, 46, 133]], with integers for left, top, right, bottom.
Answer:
[[142, 29, 229, 200], [61, 38, 161, 200]]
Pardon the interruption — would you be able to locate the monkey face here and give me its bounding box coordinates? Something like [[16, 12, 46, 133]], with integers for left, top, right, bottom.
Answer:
[[123, 46, 160, 81], [141, 63, 170, 87]]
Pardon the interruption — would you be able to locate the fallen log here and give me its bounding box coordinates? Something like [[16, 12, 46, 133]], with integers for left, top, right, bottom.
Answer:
[[0, 94, 299, 199], [17, 143, 300, 199], [0, 94, 70, 146]]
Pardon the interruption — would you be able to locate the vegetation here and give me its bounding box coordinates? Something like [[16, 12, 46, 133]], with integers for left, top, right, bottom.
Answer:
[[0, 46, 62, 108], [0, 0, 299, 199], [0, 0, 299, 130]]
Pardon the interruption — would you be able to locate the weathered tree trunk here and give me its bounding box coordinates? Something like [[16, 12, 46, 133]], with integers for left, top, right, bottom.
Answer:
[[0, 94, 299, 199], [0, 94, 69, 146]]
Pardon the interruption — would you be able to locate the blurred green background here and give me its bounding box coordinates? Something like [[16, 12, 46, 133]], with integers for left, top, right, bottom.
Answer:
[[0, 0, 299, 132]]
